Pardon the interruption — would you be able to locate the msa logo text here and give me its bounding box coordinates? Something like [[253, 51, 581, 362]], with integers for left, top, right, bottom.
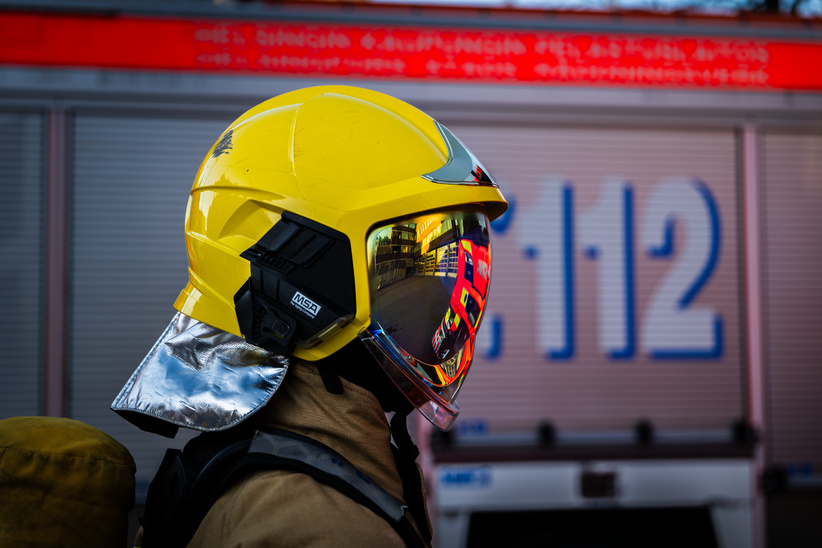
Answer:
[[290, 291, 321, 319]]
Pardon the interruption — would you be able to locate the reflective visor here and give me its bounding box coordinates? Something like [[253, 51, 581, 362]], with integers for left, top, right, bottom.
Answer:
[[359, 211, 491, 430]]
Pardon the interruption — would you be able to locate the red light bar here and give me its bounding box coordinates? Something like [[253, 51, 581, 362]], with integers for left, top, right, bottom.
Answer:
[[1, 11, 820, 91]]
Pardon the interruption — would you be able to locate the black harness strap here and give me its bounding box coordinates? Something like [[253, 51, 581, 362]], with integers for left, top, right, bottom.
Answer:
[[390, 411, 433, 544], [139, 427, 426, 548]]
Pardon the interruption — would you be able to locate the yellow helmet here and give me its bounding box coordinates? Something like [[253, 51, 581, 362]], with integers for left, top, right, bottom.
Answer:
[[175, 85, 507, 429]]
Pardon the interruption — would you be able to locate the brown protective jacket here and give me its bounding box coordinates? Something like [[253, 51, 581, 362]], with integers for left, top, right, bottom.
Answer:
[[174, 361, 431, 548]]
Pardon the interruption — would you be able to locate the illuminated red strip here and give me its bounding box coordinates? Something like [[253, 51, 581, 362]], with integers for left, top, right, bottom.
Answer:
[[1, 11, 821, 90]]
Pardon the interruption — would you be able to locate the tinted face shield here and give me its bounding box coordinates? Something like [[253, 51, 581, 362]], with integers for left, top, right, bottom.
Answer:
[[359, 210, 492, 431]]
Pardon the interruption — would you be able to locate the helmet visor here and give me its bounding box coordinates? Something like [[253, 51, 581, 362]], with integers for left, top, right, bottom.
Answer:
[[359, 210, 491, 430]]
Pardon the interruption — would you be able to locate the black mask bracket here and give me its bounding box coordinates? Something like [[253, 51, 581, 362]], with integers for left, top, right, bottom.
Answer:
[[234, 212, 357, 355]]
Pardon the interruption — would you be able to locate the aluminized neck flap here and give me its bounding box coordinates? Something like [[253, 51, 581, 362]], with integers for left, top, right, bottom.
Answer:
[[111, 312, 288, 435]]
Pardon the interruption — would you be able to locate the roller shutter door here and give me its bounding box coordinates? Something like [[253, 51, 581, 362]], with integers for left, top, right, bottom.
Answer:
[[761, 131, 822, 472], [0, 112, 44, 418], [70, 113, 232, 495]]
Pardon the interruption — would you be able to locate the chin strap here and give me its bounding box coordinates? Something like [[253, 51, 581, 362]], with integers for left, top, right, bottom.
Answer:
[[390, 411, 433, 545]]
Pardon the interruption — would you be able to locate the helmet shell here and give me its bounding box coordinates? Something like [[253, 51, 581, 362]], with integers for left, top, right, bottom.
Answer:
[[175, 85, 507, 361]]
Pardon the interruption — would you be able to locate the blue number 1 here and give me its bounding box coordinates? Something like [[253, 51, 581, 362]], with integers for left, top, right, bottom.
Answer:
[[518, 178, 575, 360], [580, 179, 636, 360]]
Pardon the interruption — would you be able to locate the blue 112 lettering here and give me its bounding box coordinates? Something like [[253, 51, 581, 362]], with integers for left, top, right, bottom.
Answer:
[[482, 176, 723, 362]]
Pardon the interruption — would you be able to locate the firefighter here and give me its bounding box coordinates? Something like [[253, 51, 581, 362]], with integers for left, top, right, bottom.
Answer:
[[111, 85, 507, 548]]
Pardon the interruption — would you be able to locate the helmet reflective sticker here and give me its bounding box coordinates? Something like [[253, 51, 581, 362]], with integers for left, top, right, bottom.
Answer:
[[422, 121, 498, 187], [359, 211, 491, 431]]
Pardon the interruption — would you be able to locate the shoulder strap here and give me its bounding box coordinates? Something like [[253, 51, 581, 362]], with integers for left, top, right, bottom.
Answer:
[[140, 428, 426, 548]]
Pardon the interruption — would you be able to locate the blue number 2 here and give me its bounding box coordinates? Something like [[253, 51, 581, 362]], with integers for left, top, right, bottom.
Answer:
[[640, 178, 723, 359]]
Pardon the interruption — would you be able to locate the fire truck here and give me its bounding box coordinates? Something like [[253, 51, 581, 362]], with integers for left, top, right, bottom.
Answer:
[[0, 2, 820, 546]]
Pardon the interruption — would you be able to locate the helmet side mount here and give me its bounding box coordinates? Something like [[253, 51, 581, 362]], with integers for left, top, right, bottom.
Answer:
[[234, 212, 357, 356]]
